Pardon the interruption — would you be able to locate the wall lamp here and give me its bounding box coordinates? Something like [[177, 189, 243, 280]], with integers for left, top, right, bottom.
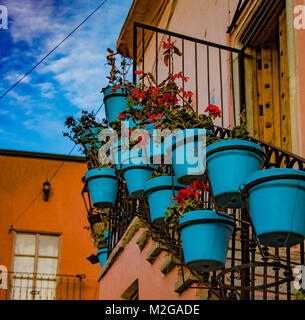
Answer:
[[42, 180, 51, 201]]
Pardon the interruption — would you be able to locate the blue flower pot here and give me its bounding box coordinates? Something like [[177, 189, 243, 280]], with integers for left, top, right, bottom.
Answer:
[[85, 167, 118, 208], [179, 210, 234, 272], [103, 86, 128, 124], [97, 248, 108, 268], [206, 139, 265, 208], [170, 128, 214, 185], [144, 176, 184, 226], [242, 168, 305, 247], [121, 149, 155, 198]]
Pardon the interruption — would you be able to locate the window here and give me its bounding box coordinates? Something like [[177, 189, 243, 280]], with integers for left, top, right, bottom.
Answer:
[[11, 232, 60, 300]]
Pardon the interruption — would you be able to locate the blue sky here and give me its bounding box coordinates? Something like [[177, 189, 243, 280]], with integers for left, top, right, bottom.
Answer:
[[0, 0, 133, 155]]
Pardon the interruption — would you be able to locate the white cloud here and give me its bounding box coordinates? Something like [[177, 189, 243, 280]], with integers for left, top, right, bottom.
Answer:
[[4, 71, 31, 84], [1, 0, 133, 153]]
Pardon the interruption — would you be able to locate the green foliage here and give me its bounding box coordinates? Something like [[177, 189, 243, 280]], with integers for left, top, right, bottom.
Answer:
[[295, 289, 305, 300], [206, 122, 249, 145], [63, 111, 109, 169]]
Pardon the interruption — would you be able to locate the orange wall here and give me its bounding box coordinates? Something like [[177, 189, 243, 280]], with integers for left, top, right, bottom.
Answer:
[[0, 153, 100, 299]]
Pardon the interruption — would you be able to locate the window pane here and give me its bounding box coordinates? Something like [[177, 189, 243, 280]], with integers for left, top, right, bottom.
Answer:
[[37, 258, 58, 275], [38, 236, 59, 257], [15, 234, 35, 255], [13, 256, 35, 273]]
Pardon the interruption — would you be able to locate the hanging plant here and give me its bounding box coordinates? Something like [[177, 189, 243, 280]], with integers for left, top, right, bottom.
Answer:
[[63, 111, 118, 209], [164, 180, 210, 227]]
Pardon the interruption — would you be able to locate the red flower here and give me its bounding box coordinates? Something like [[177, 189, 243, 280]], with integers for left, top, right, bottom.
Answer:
[[162, 38, 175, 50], [148, 113, 163, 123], [134, 70, 144, 75], [183, 91, 193, 99], [205, 104, 221, 119], [169, 72, 189, 82], [191, 180, 210, 192], [148, 87, 160, 95], [132, 87, 146, 100], [111, 84, 121, 94], [117, 112, 125, 121]]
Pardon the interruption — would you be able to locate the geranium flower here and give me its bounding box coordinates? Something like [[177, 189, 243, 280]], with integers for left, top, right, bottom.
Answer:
[[162, 38, 175, 50], [117, 112, 126, 120], [169, 72, 189, 82], [205, 104, 221, 119], [111, 84, 121, 94], [132, 87, 146, 100], [134, 70, 144, 75], [148, 87, 160, 95], [183, 91, 193, 99], [148, 113, 163, 123]]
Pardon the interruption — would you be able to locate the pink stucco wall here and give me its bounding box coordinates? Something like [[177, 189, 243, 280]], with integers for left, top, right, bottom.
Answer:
[[99, 226, 207, 300], [295, 0, 305, 157]]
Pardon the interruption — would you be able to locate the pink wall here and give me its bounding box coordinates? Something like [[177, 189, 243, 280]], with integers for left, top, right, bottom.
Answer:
[[295, 0, 305, 157], [99, 226, 207, 300]]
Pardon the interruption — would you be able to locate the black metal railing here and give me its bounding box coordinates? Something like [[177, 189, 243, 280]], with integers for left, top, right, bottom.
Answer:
[[0, 272, 86, 300], [132, 22, 245, 128], [81, 24, 305, 300]]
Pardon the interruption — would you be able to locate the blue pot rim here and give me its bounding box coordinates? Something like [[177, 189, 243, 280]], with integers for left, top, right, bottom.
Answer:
[[103, 85, 127, 97], [144, 175, 184, 194], [178, 210, 235, 228], [241, 168, 305, 191], [97, 248, 108, 255], [121, 163, 155, 172], [206, 139, 265, 158], [85, 167, 117, 181], [164, 128, 214, 152]]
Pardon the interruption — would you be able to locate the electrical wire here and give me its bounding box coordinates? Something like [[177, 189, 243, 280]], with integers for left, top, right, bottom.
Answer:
[[0, 0, 108, 100], [9, 102, 104, 232]]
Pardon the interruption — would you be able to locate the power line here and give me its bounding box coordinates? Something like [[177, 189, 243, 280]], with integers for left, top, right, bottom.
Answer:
[[0, 0, 108, 100], [9, 103, 104, 231]]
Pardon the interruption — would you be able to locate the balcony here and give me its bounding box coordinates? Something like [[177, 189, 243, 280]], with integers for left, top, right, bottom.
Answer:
[[0, 272, 86, 300], [82, 23, 305, 300]]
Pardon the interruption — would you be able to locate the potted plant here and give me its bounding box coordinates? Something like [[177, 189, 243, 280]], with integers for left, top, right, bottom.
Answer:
[[116, 39, 216, 179], [64, 111, 118, 208], [120, 132, 155, 198], [86, 214, 109, 268], [101, 48, 133, 125], [205, 122, 266, 208], [165, 180, 234, 273], [241, 168, 305, 247], [144, 168, 184, 226]]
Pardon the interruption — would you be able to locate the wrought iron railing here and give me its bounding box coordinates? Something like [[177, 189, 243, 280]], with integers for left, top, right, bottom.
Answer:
[[0, 272, 86, 300], [82, 24, 305, 300], [132, 22, 245, 128]]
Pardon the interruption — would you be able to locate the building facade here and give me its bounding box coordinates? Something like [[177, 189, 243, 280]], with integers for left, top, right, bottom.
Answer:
[[0, 150, 100, 300], [97, 0, 305, 300]]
